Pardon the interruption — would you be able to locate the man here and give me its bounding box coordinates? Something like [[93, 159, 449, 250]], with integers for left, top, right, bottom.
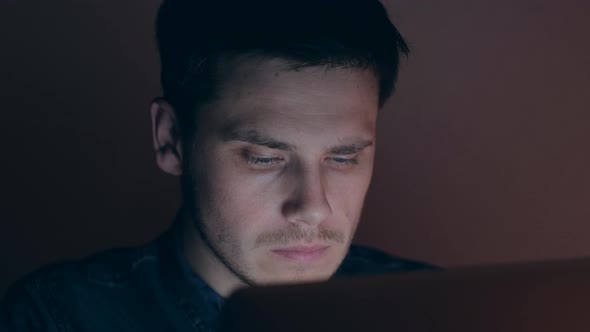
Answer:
[[1, 0, 434, 330]]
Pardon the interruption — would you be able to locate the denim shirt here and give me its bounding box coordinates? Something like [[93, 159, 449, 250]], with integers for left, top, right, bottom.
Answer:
[[1, 225, 435, 332]]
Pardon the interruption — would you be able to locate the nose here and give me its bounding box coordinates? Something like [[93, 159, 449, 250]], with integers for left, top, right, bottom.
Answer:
[[282, 164, 332, 227]]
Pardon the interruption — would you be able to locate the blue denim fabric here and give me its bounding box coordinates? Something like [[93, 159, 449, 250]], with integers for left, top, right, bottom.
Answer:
[[1, 224, 435, 331]]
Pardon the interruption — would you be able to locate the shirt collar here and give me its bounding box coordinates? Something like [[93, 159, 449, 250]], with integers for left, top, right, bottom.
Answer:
[[157, 220, 225, 332]]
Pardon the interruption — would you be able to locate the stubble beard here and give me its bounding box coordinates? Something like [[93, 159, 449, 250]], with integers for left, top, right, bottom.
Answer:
[[182, 173, 257, 287], [181, 172, 356, 288]]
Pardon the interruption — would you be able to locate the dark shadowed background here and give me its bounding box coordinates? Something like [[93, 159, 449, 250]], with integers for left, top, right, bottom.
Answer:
[[1, 0, 589, 295]]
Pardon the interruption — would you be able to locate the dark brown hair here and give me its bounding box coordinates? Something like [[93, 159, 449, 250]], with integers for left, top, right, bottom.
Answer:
[[156, 0, 409, 133]]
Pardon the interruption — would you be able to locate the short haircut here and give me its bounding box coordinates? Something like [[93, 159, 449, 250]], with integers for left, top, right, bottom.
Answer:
[[156, 0, 409, 134]]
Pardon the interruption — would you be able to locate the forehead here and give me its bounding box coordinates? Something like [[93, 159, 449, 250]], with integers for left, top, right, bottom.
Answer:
[[200, 57, 379, 138]]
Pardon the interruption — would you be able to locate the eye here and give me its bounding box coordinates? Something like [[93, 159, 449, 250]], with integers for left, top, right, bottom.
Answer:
[[246, 155, 285, 169], [327, 156, 358, 167]]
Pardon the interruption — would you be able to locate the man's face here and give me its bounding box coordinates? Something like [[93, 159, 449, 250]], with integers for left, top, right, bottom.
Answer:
[[182, 58, 379, 286]]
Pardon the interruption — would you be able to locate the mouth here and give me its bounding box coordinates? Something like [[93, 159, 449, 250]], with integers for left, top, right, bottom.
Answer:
[[271, 245, 330, 263]]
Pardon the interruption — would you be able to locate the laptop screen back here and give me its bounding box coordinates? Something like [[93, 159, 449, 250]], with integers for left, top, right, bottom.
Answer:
[[220, 258, 590, 332]]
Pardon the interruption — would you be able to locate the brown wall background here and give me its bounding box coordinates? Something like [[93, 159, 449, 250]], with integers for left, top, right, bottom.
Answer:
[[1, 0, 590, 295]]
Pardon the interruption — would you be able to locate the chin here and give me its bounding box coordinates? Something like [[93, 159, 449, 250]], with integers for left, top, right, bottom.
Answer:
[[249, 247, 346, 285], [256, 264, 338, 286]]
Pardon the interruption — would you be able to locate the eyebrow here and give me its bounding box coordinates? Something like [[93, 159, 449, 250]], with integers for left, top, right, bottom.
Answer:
[[328, 140, 373, 155], [223, 129, 373, 154], [223, 129, 296, 151]]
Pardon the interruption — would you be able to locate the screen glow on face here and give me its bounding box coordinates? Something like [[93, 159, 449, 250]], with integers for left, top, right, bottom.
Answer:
[[185, 58, 379, 288]]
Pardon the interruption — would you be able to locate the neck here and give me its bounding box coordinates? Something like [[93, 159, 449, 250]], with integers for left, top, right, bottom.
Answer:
[[179, 208, 247, 298]]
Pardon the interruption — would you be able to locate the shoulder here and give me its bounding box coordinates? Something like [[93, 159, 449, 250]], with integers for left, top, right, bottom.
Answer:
[[1, 241, 160, 329], [14, 242, 159, 293], [335, 244, 439, 277]]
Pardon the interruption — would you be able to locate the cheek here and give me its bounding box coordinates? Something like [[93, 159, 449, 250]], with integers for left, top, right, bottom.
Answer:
[[328, 177, 370, 230], [200, 158, 281, 241], [326, 166, 374, 220]]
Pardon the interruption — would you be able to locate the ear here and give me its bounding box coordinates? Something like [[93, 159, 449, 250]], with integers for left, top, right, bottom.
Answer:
[[150, 98, 183, 176]]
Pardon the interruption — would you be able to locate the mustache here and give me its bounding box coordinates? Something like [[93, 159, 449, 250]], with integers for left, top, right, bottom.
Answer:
[[254, 225, 345, 248]]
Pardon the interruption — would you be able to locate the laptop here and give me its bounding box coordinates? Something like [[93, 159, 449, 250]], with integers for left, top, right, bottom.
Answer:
[[220, 257, 590, 331]]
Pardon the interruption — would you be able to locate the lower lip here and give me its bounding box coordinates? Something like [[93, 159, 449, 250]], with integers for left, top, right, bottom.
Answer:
[[271, 246, 329, 263]]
